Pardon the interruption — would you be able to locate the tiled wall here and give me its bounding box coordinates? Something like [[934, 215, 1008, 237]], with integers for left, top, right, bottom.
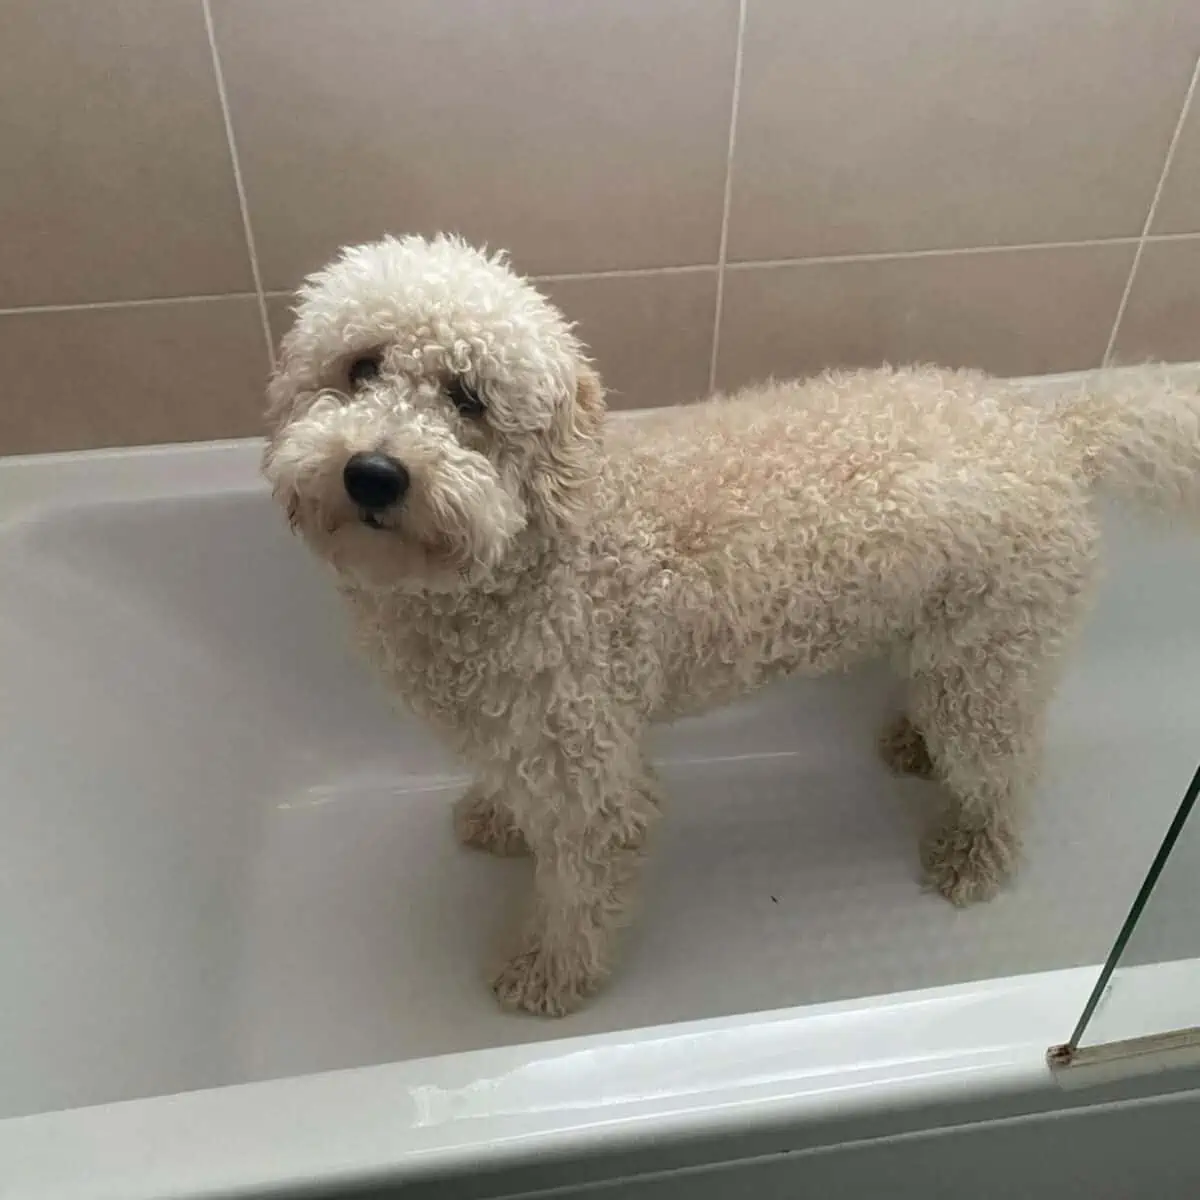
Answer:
[[3, 0, 1200, 454]]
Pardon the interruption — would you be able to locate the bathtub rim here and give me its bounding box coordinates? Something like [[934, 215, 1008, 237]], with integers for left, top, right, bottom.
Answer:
[[3, 961, 1200, 1200]]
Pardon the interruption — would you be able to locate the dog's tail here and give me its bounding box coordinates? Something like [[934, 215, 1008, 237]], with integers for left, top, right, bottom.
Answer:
[[1056, 367, 1200, 518]]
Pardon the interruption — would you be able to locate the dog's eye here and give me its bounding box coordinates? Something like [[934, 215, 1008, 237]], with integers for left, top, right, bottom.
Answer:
[[347, 352, 382, 389], [447, 377, 486, 418]]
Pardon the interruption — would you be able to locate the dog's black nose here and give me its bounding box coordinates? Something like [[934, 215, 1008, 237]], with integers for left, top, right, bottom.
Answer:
[[343, 452, 409, 512]]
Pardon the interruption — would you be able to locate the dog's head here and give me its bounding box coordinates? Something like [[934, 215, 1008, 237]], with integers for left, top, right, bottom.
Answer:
[[263, 235, 605, 592]]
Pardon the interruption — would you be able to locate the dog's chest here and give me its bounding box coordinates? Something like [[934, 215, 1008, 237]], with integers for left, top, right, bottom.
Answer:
[[345, 587, 588, 747]]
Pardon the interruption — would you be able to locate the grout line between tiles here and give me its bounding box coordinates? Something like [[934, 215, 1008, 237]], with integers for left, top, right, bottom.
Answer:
[[708, 0, 749, 395], [8, 234, 1200, 322], [258, 236, 1197, 293], [1103, 51, 1200, 367], [725, 237, 1144, 272], [202, 0, 274, 372], [532, 264, 716, 284], [1143, 229, 1200, 243], [0, 293, 261, 318]]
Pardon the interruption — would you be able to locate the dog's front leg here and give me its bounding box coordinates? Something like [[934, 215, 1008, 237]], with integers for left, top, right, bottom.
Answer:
[[492, 754, 660, 1017]]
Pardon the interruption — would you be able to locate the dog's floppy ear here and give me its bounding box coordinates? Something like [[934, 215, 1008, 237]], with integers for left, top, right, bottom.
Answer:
[[529, 362, 606, 530]]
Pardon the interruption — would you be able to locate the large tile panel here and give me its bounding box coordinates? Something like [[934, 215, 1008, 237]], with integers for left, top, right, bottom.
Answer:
[[1111, 238, 1200, 364], [265, 294, 295, 352], [1152, 87, 1200, 235], [0, 299, 270, 454], [715, 244, 1134, 391], [728, 0, 1200, 262], [213, 0, 738, 289], [0, 0, 252, 307], [542, 270, 717, 409]]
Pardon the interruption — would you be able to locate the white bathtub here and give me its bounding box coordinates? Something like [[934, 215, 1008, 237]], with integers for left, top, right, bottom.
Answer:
[[3, 432, 1200, 1199]]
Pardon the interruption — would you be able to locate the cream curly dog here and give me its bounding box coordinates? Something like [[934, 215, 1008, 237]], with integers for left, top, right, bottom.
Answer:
[[264, 234, 1200, 1017]]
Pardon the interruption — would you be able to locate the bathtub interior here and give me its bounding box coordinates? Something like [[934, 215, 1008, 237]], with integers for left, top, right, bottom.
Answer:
[[2, 467, 1200, 1122]]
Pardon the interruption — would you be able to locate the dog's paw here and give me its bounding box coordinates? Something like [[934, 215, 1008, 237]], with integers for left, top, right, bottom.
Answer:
[[453, 784, 529, 857], [922, 811, 1019, 906], [492, 944, 603, 1017], [879, 715, 935, 779]]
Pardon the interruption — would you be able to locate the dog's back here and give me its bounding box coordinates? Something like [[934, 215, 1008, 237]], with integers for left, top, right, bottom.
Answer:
[[597, 365, 1100, 716]]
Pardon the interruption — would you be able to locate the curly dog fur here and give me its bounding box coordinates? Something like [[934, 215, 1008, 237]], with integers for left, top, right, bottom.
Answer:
[[264, 234, 1200, 1016]]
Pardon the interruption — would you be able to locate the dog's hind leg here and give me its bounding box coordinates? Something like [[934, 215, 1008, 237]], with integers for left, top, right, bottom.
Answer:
[[492, 747, 661, 1017], [454, 778, 529, 857], [909, 658, 1031, 907], [906, 541, 1095, 906]]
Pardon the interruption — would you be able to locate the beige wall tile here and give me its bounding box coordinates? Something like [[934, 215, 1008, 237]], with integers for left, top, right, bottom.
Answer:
[[729, 0, 1200, 262], [1111, 238, 1200, 364], [212, 0, 737, 290], [0, 300, 270, 455], [542, 271, 716, 409], [0, 0, 252, 307], [1152, 96, 1200, 235], [716, 245, 1134, 392], [266, 294, 295, 350]]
